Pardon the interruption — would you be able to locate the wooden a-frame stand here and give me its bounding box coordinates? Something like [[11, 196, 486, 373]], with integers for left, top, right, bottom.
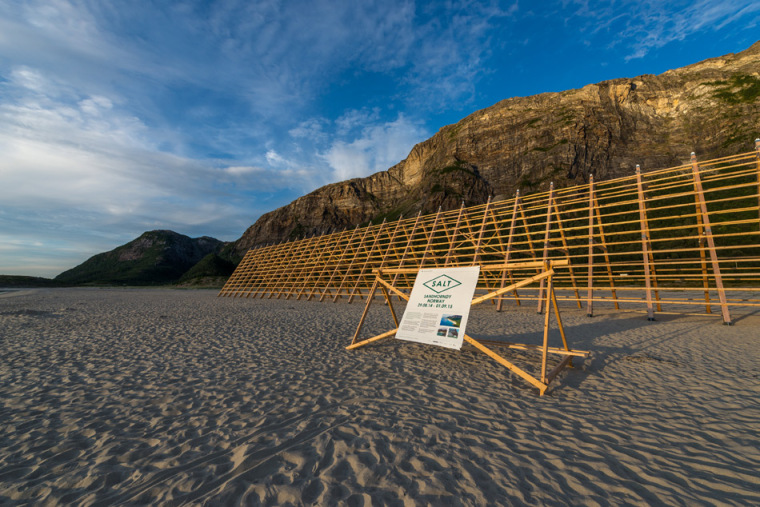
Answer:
[[347, 260, 590, 396]]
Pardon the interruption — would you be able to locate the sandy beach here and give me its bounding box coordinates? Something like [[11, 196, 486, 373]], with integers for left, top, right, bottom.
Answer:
[[1, 288, 758, 505]]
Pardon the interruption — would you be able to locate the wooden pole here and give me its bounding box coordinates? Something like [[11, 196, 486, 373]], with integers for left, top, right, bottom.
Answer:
[[419, 206, 443, 268], [391, 211, 423, 299], [594, 201, 619, 310], [636, 165, 655, 320], [473, 196, 496, 302], [350, 278, 380, 345], [537, 182, 554, 313], [693, 192, 711, 313], [551, 197, 582, 308], [587, 174, 595, 317], [497, 191, 522, 311], [374, 216, 404, 301], [691, 152, 732, 324], [541, 272, 553, 383], [756, 138, 760, 222], [444, 202, 466, 266], [473, 196, 492, 265]]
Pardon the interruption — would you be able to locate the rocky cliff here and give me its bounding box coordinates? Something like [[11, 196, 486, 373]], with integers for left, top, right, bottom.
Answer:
[[232, 42, 760, 258]]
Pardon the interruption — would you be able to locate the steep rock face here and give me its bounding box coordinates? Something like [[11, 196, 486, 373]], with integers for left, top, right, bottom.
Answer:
[[56, 230, 226, 285], [233, 42, 760, 258]]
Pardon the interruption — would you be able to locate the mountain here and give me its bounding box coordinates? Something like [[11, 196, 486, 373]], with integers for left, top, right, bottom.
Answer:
[[176, 253, 236, 287], [55, 230, 226, 286], [230, 42, 760, 259]]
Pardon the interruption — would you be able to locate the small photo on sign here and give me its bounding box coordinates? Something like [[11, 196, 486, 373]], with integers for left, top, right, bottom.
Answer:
[[447, 328, 459, 338], [437, 328, 448, 337], [440, 314, 462, 328]]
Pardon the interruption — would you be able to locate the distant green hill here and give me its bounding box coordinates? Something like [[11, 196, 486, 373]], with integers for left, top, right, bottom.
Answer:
[[0, 275, 62, 288], [55, 230, 227, 286]]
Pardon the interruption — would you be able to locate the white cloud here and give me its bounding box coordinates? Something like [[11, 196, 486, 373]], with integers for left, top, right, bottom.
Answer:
[[224, 165, 264, 176], [321, 114, 428, 181], [335, 108, 382, 136], [288, 118, 328, 142], [265, 150, 288, 167]]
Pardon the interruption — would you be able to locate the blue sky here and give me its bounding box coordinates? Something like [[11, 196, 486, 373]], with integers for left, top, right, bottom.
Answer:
[[1, 0, 758, 277]]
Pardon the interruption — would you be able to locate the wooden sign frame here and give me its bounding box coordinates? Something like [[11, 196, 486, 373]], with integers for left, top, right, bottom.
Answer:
[[347, 260, 590, 396]]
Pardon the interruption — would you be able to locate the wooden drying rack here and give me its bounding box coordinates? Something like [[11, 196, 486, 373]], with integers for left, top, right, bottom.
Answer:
[[347, 260, 590, 396], [220, 145, 760, 324]]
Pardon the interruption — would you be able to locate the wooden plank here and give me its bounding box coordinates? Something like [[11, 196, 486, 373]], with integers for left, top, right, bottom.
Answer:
[[463, 335, 548, 393], [551, 196, 582, 309], [636, 165, 656, 321], [380, 285, 399, 327], [390, 211, 423, 299], [694, 190, 711, 313], [691, 152, 732, 324], [377, 277, 411, 302], [497, 191, 522, 311], [378, 260, 567, 275], [419, 206, 443, 268], [471, 269, 554, 306], [471, 340, 589, 357], [756, 138, 760, 222], [350, 279, 379, 345], [593, 199, 619, 310], [444, 202, 466, 266], [346, 328, 398, 350], [545, 355, 574, 385], [541, 275, 553, 383], [587, 173, 595, 316], [537, 182, 554, 313]]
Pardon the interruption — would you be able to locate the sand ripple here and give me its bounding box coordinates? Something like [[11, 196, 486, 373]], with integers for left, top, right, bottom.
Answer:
[[0, 288, 758, 505]]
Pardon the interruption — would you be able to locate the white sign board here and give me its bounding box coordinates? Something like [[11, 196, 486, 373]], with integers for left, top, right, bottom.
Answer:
[[395, 266, 481, 350]]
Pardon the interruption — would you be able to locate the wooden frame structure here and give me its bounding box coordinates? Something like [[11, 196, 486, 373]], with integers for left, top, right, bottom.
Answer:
[[221, 146, 760, 323], [347, 260, 590, 396]]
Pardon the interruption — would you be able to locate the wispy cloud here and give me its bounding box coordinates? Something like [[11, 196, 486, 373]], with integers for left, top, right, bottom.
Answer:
[[563, 0, 760, 61]]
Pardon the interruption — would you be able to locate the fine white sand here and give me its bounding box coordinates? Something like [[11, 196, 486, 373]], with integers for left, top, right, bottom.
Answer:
[[0, 288, 758, 505]]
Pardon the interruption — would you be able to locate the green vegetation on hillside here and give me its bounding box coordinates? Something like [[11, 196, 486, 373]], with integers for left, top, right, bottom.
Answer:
[[54, 230, 225, 286], [710, 74, 760, 104], [177, 253, 235, 284]]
